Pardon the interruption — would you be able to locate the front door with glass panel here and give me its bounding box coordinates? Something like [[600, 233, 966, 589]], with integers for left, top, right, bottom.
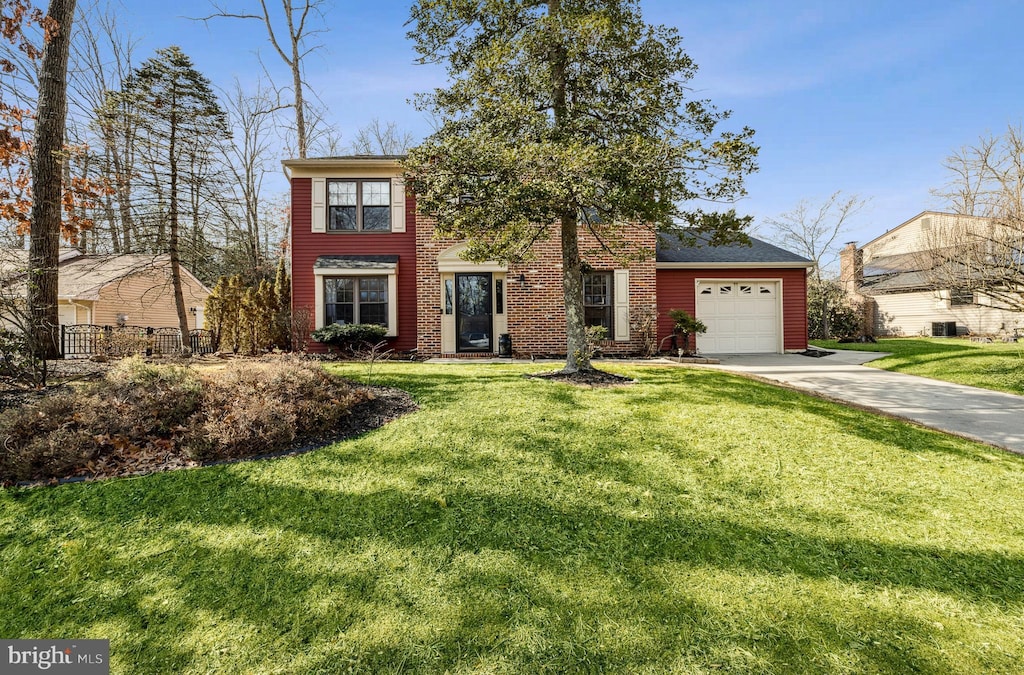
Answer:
[[456, 273, 493, 352]]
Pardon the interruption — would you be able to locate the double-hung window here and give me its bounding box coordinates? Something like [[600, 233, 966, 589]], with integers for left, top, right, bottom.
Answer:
[[328, 180, 391, 231], [325, 276, 389, 327], [583, 272, 613, 338]]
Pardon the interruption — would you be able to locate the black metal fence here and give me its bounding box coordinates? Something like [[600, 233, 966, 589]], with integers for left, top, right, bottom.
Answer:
[[60, 324, 216, 358]]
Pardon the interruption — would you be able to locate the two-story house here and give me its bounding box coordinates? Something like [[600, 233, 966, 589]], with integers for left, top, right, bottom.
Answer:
[[284, 155, 812, 356], [840, 211, 1023, 337]]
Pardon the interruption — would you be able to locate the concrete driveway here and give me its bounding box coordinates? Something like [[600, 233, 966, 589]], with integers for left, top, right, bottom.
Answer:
[[698, 350, 1024, 454]]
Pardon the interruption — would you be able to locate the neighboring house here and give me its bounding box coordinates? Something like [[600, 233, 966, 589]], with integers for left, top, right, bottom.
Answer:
[[0, 249, 210, 330], [840, 211, 1023, 336], [284, 155, 812, 356]]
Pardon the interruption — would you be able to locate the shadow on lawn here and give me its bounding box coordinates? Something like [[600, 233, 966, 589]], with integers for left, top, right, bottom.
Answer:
[[9, 469, 1020, 672], [4, 363, 1022, 672]]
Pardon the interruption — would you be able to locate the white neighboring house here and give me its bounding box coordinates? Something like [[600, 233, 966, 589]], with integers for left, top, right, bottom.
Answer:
[[0, 248, 210, 331], [840, 211, 1023, 336]]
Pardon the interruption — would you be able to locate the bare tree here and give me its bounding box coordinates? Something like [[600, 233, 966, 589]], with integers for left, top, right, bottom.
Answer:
[[197, 0, 328, 159], [348, 118, 414, 155], [764, 191, 868, 279], [214, 77, 288, 271], [764, 191, 868, 339], [27, 0, 75, 360], [70, 2, 138, 253], [925, 126, 1024, 313]]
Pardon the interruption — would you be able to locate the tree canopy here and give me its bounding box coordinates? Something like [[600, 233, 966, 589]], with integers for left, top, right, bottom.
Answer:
[[403, 0, 758, 371]]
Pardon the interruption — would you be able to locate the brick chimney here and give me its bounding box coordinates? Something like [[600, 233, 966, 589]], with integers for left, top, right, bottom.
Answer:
[[839, 242, 862, 297]]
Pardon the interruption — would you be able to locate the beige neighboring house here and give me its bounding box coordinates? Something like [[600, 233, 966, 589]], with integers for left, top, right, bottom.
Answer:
[[1, 249, 210, 330], [841, 211, 1023, 336]]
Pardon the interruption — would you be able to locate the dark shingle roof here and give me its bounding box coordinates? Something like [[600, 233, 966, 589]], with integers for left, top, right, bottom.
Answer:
[[656, 230, 813, 265], [315, 255, 399, 270]]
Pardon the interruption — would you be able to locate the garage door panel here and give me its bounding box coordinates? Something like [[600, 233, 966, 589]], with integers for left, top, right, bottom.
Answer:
[[695, 280, 780, 353]]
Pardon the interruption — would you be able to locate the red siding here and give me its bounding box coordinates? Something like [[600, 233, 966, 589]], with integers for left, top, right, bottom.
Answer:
[[290, 177, 418, 352], [656, 268, 808, 351]]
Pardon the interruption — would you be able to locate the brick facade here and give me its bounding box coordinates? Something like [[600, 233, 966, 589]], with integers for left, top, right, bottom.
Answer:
[[415, 214, 658, 357]]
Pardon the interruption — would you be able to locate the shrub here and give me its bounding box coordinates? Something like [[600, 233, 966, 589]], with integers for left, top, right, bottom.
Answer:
[[808, 279, 864, 339], [0, 358, 374, 483], [667, 309, 707, 355], [311, 323, 388, 353], [183, 360, 369, 461], [100, 357, 203, 435], [0, 393, 96, 481]]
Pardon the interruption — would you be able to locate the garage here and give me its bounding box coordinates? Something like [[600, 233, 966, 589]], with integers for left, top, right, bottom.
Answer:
[[695, 280, 781, 353]]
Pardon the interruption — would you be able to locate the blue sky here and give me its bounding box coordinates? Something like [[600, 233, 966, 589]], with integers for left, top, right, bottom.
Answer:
[[119, 0, 1024, 247]]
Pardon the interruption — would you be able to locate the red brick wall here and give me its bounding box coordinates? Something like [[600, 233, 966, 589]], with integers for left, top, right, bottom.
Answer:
[[656, 268, 808, 351], [290, 177, 418, 353], [416, 217, 658, 357]]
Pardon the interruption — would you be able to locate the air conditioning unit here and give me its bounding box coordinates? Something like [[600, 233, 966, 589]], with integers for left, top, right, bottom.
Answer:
[[931, 321, 958, 337]]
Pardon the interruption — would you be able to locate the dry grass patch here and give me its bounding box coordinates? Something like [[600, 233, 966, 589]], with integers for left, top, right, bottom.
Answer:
[[0, 357, 379, 484]]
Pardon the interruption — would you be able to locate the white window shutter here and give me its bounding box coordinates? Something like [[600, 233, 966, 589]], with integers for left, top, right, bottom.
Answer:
[[311, 178, 326, 233], [614, 269, 630, 342], [391, 177, 406, 233]]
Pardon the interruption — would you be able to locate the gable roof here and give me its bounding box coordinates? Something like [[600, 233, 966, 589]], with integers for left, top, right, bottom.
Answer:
[[1, 251, 211, 300], [860, 210, 992, 251], [656, 230, 813, 268]]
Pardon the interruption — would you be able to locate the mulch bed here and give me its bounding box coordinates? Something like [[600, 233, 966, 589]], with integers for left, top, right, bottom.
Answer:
[[525, 368, 636, 387]]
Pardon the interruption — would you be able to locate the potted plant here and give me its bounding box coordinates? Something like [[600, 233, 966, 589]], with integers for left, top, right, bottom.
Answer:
[[667, 309, 707, 357]]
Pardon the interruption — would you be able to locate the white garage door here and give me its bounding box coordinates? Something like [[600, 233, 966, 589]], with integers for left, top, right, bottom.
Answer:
[[695, 281, 780, 353]]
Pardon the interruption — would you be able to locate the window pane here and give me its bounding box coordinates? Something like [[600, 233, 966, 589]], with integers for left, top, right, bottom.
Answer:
[[362, 181, 390, 206], [359, 277, 387, 303], [583, 273, 610, 306], [325, 278, 353, 303], [328, 181, 356, 206], [360, 303, 387, 326], [584, 306, 612, 329], [362, 206, 390, 231], [329, 206, 357, 230], [495, 279, 504, 314], [326, 304, 354, 325]]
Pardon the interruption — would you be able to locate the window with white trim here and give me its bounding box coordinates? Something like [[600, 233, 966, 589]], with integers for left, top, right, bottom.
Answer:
[[325, 276, 388, 327], [328, 179, 391, 231], [583, 272, 613, 338]]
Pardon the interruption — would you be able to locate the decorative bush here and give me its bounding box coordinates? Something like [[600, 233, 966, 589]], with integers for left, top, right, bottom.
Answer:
[[0, 358, 374, 483], [311, 323, 388, 353], [667, 309, 707, 355]]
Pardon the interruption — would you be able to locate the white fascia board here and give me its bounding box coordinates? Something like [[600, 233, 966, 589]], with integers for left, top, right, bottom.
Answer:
[[657, 261, 813, 270]]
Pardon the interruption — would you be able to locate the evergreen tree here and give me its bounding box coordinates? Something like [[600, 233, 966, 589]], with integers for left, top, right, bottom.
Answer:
[[272, 257, 291, 349], [404, 0, 757, 373], [117, 46, 230, 347]]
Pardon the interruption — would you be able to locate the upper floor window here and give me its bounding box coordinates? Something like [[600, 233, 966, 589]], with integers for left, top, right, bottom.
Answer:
[[328, 179, 391, 232]]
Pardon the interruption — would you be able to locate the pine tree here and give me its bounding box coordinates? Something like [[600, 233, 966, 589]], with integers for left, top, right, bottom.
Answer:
[[117, 46, 230, 349], [272, 257, 291, 349]]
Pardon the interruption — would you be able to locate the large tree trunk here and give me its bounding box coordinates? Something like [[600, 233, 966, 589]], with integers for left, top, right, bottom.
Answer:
[[547, 0, 589, 373], [167, 101, 192, 351], [561, 213, 589, 373], [28, 0, 76, 361]]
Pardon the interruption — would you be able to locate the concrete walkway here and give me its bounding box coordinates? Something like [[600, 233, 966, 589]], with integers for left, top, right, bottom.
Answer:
[[698, 350, 1024, 454]]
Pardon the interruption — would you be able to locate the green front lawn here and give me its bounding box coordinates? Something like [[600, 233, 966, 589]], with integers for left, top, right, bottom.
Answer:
[[2, 362, 1023, 673], [813, 337, 1024, 394]]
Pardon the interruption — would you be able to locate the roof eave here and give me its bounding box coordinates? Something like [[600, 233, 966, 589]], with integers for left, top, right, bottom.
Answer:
[[656, 261, 814, 270]]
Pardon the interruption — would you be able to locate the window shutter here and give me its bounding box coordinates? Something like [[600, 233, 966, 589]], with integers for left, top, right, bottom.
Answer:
[[391, 177, 406, 233], [311, 178, 326, 233], [614, 269, 630, 341]]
